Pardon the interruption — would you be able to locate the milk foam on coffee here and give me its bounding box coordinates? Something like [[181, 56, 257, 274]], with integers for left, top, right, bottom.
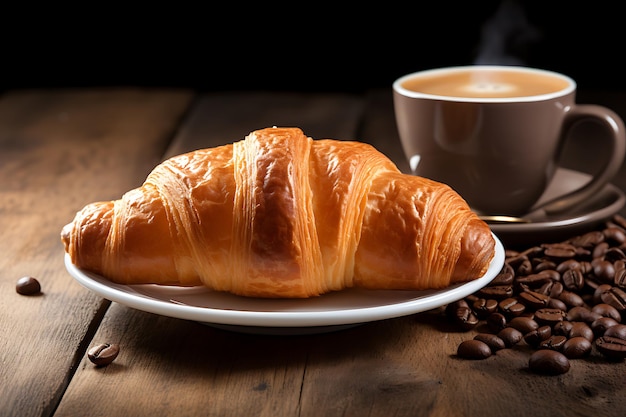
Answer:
[[400, 67, 571, 99]]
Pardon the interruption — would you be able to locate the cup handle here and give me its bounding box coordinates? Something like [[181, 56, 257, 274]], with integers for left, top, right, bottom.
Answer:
[[535, 104, 626, 215]]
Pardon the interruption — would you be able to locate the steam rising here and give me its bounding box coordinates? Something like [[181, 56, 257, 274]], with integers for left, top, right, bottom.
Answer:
[[473, 0, 541, 66]]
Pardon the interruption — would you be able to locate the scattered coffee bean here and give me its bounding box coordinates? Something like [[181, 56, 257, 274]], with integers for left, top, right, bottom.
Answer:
[[457, 340, 491, 360], [491, 264, 514, 286], [87, 343, 120, 367], [497, 327, 523, 347], [591, 317, 619, 337], [547, 298, 568, 311], [566, 306, 601, 323], [593, 260, 616, 283], [552, 321, 574, 337], [472, 298, 498, 318], [448, 304, 479, 331], [538, 335, 567, 351], [474, 333, 505, 352], [569, 322, 594, 341], [523, 325, 551, 347], [558, 291, 584, 308], [507, 316, 538, 334], [562, 269, 585, 291], [477, 285, 514, 300], [591, 303, 622, 322], [534, 308, 566, 326], [499, 297, 526, 317], [486, 312, 507, 332], [528, 350, 570, 375], [518, 289, 550, 309], [604, 324, 626, 340], [562, 337, 592, 359], [16, 276, 41, 295], [595, 336, 626, 360]]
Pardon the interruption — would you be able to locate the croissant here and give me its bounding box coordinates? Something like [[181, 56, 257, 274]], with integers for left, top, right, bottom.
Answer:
[[61, 127, 495, 298]]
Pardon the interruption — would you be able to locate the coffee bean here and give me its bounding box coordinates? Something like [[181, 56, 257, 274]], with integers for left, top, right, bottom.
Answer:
[[538, 335, 567, 351], [543, 243, 577, 259], [592, 242, 609, 259], [569, 322, 594, 341], [474, 333, 505, 352], [595, 336, 626, 360], [528, 350, 570, 375], [599, 287, 626, 311], [578, 261, 593, 275], [591, 303, 622, 321], [87, 343, 120, 367], [548, 282, 564, 298], [497, 327, 523, 347], [534, 261, 557, 272], [491, 264, 514, 286], [524, 325, 552, 348], [499, 297, 526, 317], [472, 298, 498, 319], [558, 291, 584, 308], [518, 290, 550, 310], [445, 299, 469, 318], [477, 285, 514, 300], [614, 267, 626, 288], [451, 306, 479, 331], [562, 269, 585, 291], [516, 259, 533, 276], [566, 306, 601, 323], [610, 214, 626, 230], [547, 298, 568, 311], [516, 273, 554, 289], [16, 276, 41, 295], [604, 227, 626, 245], [604, 324, 626, 340], [486, 312, 507, 332], [457, 340, 491, 360], [605, 247, 626, 262], [593, 260, 616, 283], [507, 316, 538, 334], [562, 337, 592, 359], [591, 317, 619, 337], [593, 284, 613, 305], [556, 259, 581, 274], [569, 231, 604, 248], [534, 308, 566, 326], [553, 321, 574, 337]]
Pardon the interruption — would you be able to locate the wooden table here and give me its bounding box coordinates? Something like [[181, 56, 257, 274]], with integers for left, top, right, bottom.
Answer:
[[2, 87, 626, 417]]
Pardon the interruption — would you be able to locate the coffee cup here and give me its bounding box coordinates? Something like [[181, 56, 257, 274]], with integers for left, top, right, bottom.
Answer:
[[392, 65, 626, 217]]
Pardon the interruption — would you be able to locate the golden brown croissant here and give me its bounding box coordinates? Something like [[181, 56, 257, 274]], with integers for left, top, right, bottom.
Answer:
[[61, 127, 495, 298]]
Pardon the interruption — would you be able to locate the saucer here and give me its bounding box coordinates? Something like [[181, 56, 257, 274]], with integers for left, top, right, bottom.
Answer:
[[488, 168, 625, 248]]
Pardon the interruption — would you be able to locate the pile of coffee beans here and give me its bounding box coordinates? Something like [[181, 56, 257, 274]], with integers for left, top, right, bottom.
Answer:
[[449, 214, 626, 375]]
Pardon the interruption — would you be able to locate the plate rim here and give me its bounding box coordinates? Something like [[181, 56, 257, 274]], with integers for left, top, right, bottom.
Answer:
[[64, 233, 505, 328]]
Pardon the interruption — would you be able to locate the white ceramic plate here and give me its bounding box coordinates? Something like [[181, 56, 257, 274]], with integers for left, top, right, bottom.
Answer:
[[65, 233, 504, 334]]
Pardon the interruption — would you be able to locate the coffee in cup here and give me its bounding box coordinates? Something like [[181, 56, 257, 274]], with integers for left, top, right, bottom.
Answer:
[[393, 65, 626, 216]]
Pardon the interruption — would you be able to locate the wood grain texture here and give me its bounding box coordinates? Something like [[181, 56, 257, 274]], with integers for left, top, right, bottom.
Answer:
[[0, 88, 194, 417], [163, 91, 365, 158]]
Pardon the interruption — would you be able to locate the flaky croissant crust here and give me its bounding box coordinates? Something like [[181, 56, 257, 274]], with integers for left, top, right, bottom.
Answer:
[[62, 127, 495, 298]]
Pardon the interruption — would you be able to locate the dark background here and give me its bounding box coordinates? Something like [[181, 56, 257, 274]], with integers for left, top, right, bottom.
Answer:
[[2, 1, 625, 94]]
